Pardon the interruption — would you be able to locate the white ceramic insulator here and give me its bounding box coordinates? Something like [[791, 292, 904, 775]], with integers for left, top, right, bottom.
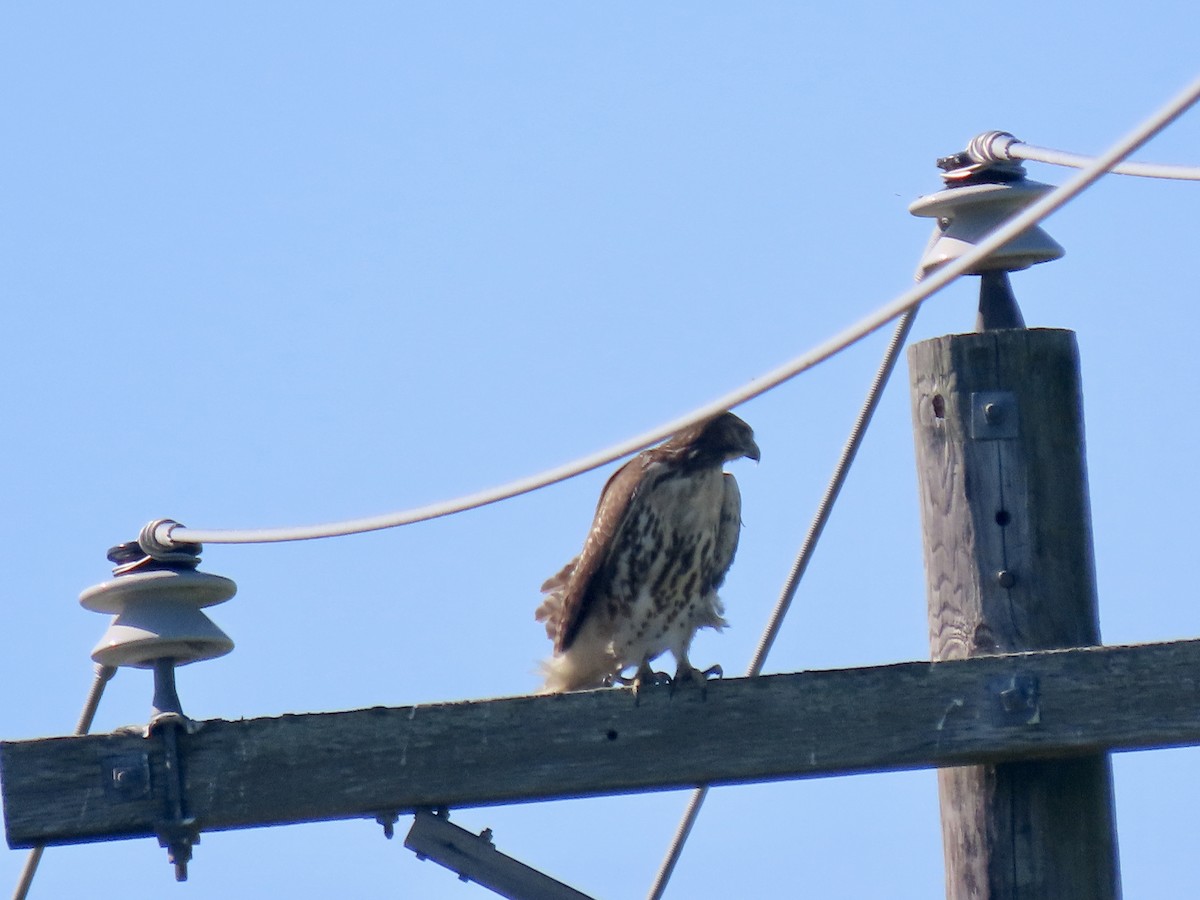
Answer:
[[80, 568, 236, 668]]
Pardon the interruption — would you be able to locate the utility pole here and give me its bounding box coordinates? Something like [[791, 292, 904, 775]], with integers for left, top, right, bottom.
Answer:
[[908, 152, 1120, 898], [910, 325, 1120, 898]]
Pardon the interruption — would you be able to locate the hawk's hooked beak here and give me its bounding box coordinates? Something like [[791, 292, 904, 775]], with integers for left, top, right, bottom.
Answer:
[[744, 439, 761, 463]]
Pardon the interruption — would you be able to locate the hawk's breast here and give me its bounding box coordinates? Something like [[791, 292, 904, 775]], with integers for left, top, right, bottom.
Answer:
[[603, 465, 728, 662]]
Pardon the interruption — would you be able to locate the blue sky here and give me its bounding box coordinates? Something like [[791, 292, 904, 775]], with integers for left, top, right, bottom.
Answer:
[[3, 4, 1199, 898]]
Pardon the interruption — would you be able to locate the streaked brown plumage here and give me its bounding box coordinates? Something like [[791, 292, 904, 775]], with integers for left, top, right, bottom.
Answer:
[[535, 411, 759, 692]]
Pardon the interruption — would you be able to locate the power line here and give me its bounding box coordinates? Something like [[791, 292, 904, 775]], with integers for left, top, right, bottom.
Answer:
[[967, 130, 1200, 181], [145, 69, 1200, 553]]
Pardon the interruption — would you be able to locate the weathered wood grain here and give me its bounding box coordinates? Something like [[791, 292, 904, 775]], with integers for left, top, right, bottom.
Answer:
[[910, 329, 1102, 660], [5, 638, 1200, 849], [909, 328, 1119, 899]]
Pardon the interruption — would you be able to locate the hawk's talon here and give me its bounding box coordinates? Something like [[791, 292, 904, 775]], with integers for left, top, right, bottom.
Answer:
[[613, 663, 671, 703], [672, 661, 723, 698], [629, 671, 672, 689]]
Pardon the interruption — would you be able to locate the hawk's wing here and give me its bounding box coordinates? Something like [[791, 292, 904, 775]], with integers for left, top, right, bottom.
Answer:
[[537, 453, 651, 652], [535, 557, 576, 642], [710, 473, 743, 590]]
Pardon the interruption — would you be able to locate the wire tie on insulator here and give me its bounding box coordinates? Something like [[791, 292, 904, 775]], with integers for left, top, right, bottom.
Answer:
[[936, 132, 1026, 184], [138, 518, 193, 561], [965, 130, 1020, 165]]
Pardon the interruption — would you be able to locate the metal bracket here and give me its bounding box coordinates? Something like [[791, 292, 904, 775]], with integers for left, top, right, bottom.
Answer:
[[405, 808, 595, 900], [105, 752, 151, 799], [990, 673, 1041, 726], [970, 391, 1018, 440], [149, 709, 198, 881]]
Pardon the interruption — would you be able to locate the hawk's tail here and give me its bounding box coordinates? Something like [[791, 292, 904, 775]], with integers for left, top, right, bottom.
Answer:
[[538, 630, 618, 694]]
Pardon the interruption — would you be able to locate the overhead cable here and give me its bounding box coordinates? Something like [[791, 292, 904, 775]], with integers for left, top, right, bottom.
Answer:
[[152, 71, 1200, 550], [967, 129, 1200, 181]]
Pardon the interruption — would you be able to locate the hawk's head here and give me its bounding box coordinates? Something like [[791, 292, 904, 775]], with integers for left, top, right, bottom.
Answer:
[[669, 411, 760, 466]]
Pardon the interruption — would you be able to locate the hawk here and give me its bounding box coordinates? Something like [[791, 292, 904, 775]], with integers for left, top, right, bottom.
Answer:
[[535, 411, 759, 692]]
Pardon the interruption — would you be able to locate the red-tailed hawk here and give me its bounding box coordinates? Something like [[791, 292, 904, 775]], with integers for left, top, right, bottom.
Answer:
[[535, 411, 760, 692]]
